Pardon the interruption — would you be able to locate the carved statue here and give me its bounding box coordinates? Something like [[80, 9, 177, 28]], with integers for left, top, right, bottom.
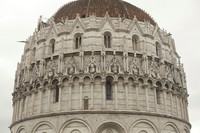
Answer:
[[68, 64, 75, 75], [111, 62, 119, 74], [132, 63, 139, 75], [89, 63, 96, 73], [47, 61, 54, 78]]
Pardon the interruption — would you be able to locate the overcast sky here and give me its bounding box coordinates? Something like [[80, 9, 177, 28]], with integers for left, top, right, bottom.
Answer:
[[0, 0, 200, 133]]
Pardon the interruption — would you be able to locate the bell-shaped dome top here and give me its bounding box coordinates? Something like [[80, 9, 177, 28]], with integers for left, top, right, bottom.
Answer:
[[54, 0, 156, 26]]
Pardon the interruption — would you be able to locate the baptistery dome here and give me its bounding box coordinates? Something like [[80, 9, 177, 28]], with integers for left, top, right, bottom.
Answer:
[[54, 0, 156, 26], [10, 0, 191, 133]]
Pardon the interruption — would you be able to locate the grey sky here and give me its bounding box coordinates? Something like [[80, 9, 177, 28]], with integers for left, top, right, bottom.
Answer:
[[0, 0, 199, 133]]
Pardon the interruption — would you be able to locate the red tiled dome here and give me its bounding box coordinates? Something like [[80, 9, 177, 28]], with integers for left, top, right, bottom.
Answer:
[[54, 0, 156, 26]]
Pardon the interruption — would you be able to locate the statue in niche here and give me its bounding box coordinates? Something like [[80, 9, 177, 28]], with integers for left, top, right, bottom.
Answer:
[[89, 56, 96, 73], [130, 56, 139, 75], [39, 60, 44, 77], [52, 60, 58, 74], [111, 58, 119, 74], [111, 62, 119, 74], [89, 63, 96, 73], [66, 57, 76, 75], [132, 63, 139, 75], [68, 64, 75, 75], [47, 61, 54, 78]]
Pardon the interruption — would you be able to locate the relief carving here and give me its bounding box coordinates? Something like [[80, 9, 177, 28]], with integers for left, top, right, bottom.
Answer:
[[148, 60, 160, 79]]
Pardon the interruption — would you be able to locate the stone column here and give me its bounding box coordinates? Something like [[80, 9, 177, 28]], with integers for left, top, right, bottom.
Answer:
[[91, 81, 94, 109], [125, 82, 129, 109], [31, 93, 35, 115], [47, 88, 51, 112], [144, 83, 149, 112], [114, 81, 118, 110], [39, 89, 43, 113], [182, 98, 186, 120], [186, 100, 189, 121], [79, 82, 83, 110], [58, 84, 63, 111], [163, 88, 167, 114], [102, 81, 106, 108], [15, 100, 19, 121], [126, 55, 129, 72], [170, 91, 173, 116], [25, 94, 29, 117], [68, 82, 73, 111], [176, 93, 180, 118], [12, 102, 15, 122], [134, 82, 139, 111], [19, 98, 23, 119], [152, 85, 158, 113]]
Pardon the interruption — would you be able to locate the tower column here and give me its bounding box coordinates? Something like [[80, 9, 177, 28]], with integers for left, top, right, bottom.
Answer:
[[47, 88, 51, 112], [176, 93, 180, 118], [25, 94, 29, 117], [163, 88, 167, 114], [79, 82, 83, 109], [39, 89, 43, 113], [134, 82, 139, 111], [125, 82, 129, 109], [31, 92, 35, 115], [114, 80, 118, 110], [58, 84, 63, 111], [91, 81, 94, 109], [152, 85, 158, 113], [68, 82, 73, 111], [102, 81, 106, 108], [144, 83, 149, 112]]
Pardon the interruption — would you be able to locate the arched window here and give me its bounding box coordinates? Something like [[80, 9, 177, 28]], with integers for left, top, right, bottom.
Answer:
[[52, 79, 59, 103], [156, 42, 161, 57], [132, 35, 139, 51], [156, 82, 162, 104], [106, 77, 113, 100], [84, 97, 89, 110], [75, 34, 82, 49], [50, 39, 55, 54], [104, 32, 111, 48]]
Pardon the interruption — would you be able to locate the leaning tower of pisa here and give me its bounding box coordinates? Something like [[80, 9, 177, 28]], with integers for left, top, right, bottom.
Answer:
[[10, 0, 191, 133]]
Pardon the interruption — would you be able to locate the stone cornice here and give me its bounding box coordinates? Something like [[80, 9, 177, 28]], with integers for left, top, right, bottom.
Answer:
[[10, 110, 191, 129]]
